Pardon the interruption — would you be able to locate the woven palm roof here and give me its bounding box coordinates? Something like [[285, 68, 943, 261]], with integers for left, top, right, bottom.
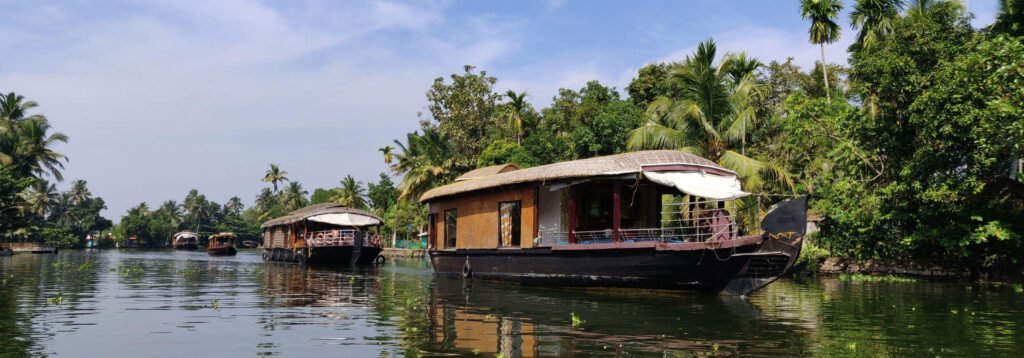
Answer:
[[261, 203, 383, 228], [455, 163, 519, 181], [420, 150, 732, 202]]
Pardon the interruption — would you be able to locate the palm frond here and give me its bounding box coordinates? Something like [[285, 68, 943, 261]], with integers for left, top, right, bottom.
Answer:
[[627, 121, 687, 150]]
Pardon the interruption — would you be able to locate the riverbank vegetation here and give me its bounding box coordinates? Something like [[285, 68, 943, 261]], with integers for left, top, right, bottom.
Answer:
[[0, 93, 112, 248]]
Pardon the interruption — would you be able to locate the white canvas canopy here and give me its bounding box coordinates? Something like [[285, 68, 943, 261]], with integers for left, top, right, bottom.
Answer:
[[174, 232, 197, 240], [307, 213, 382, 227], [643, 171, 748, 200]]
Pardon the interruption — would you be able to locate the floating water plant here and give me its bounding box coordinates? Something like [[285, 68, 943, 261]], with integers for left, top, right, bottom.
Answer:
[[571, 312, 585, 328], [838, 273, 917, 283], [117, 265, 145, 277], [47, 295, 64, 305], [211, 300, 220, 309]]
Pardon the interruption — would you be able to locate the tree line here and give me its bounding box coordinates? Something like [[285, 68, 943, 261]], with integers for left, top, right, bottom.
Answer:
[[0, 93, 112, 248]]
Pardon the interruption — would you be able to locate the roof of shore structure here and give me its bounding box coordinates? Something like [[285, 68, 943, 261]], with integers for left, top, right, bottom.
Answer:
[[260, 203, 383, 228], [455, 163, 519, 181], [420, 150, 733, 202]]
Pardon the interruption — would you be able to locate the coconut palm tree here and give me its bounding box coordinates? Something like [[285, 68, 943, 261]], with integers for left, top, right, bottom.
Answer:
[[505, 90, 529, 145], [627, 39, 791, 193], [849, 0, 905, 52], [390, 128, 458, 200], [0, 92, 47, 126], [332, 175, 367, 209], [156, 200, 183, 228], [183, 189, 210, 233], [224, 196, 244, 217], [379, 146, 394, 165], [0, 117, 68, 181], [725, 53, 764, 87], [281, 182, 308, 211], [21, 179, 58, 219], [801, 0, 844, 103], [906, 0, 965, 18], [0, 93, 67, 182], [67, 180, 91, 206], [262, 164, 289, 192], [255, 187, 276, 212]]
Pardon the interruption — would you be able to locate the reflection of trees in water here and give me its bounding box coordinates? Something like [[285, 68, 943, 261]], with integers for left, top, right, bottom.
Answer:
[[0, 251, 104, 356], [750, 277, 1024, 356]]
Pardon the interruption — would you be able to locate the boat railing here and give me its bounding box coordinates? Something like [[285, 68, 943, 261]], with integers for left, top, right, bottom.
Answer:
[[536, 209, 738, 246], [304, 230, 357, 247], [302, 230, 383, 248]]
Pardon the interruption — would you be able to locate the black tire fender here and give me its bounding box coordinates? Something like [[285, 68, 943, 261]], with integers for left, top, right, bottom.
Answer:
[[375, 255, 385, 264], [462, 259, 472, 279]]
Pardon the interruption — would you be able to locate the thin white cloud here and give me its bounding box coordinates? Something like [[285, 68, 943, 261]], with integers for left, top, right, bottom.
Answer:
[[0, 0, 520, 216]]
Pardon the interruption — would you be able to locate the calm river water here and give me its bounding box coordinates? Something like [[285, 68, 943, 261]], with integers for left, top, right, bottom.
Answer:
[[0, 250, 1021, 357]]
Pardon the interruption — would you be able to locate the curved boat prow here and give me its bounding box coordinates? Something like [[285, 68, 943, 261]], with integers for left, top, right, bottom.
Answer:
[[721, 196, 809, 296]]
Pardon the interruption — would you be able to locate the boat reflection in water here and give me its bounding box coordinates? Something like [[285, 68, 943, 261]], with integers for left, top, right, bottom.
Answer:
[[255, 258, 802, 357]]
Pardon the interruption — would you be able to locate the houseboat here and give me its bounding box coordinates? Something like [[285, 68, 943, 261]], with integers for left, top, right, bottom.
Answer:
[[207, 232, 238, 256], [260, 203, 384, 264], [172, 231, 199, 250], [420, 150, 808, 296]]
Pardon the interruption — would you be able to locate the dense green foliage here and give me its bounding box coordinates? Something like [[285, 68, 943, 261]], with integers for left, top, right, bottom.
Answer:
[[113, 189, 259, 247], [0, 92, 112, 247]]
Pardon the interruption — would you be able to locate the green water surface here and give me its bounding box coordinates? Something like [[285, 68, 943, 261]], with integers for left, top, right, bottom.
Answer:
[[0, 250, 1020, 357]]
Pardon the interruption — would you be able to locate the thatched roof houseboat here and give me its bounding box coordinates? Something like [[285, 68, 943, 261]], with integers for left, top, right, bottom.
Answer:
[[260, 203, 384, 264], [420, 150, 808, 295], [172, 231, 199, 250]]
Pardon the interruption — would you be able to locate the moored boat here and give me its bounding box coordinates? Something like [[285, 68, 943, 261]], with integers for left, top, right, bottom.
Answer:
[[420, 150, 808, 296], [260, 203, 385, 264], [172, 231, 199, 250], [207, 232, 238, 256]]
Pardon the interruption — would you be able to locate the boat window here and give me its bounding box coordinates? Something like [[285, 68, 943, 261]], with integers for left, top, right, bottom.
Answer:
[[498, 201, 521, 247], [444, 209, 457, 249]]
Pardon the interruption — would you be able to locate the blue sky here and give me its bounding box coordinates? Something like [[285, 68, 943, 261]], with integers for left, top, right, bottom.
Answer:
[[0, 0, 1000, 218]]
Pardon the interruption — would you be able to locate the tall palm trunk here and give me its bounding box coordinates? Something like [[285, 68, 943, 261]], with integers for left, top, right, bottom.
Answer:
[[821, 43, 831, 103]]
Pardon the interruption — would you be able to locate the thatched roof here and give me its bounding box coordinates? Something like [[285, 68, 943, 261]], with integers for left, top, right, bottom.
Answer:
[[209, 232, 236, 239], [421, 150, 732, 202], [455, 163, 519, 181], [260, 203, 383, 229]]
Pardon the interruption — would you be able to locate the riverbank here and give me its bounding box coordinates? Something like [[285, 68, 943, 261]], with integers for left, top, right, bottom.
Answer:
[[381, 248, 425, 258], [0, 243, 57, 254]]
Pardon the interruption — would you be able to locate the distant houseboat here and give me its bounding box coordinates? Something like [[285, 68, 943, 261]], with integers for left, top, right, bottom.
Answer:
[[420, 150, 808, 296], [260, 203, 384, 264], [207, 232, 238, 256], [172, 231, 199, 250]]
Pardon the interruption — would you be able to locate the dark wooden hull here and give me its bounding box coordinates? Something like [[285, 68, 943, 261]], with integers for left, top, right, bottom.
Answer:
[[207, 245, 237, 256], [429, 235, 802, 296], [262, 245, 383, 265], [173, 243, 199, 250]]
